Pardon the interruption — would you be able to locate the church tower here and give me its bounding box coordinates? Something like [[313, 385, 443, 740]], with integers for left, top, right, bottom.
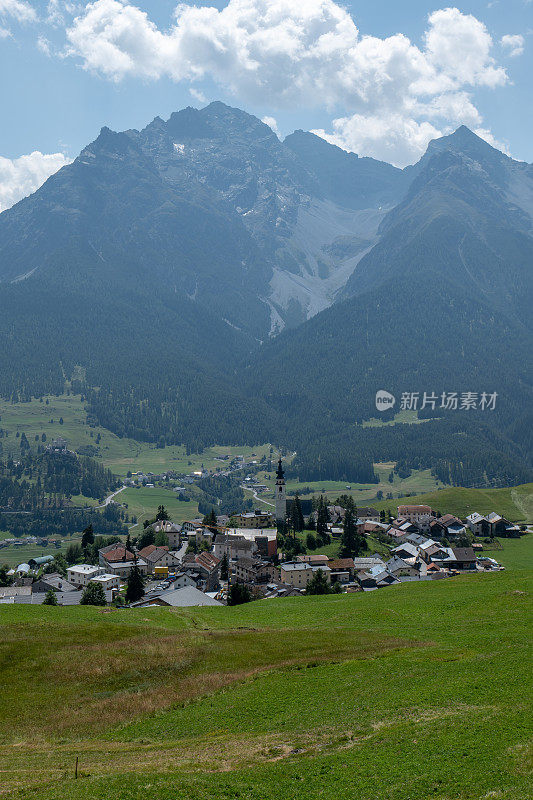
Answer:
[[275, 457, 286, 522]]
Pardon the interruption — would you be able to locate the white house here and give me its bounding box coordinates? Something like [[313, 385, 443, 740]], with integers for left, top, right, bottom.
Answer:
[[67, 564, 103, 587], [90, 573, 120, 591]]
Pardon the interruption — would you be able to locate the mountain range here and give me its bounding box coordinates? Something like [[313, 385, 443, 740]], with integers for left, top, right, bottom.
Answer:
[[0, 102, 531, 485]]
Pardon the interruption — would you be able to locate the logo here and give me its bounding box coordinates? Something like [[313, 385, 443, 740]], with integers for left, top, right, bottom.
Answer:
[[375, 390, 396, 411]]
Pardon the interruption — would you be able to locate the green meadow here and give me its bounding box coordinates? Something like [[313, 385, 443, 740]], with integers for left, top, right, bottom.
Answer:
[[374, 483, 533, 522], [0, 536, 531, 800]]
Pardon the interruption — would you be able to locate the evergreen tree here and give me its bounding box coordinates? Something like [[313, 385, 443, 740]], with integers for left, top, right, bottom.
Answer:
[[220, 552, 229, 582], [81, 524, 94, 550], [306, 532, 317, 550], [290, 495, 304, 532], [306, 569, 331, 595], [339, 506, 365, 558], [227, 582, 251, 606], [42, 589, 58, 605], [203, 508, 217, 526], [138, 528, 155, 550], [156, 505, 170, 521], [125, 556, 145, 604], [80, 582, 107, 606], [0, 564, 13, 587]]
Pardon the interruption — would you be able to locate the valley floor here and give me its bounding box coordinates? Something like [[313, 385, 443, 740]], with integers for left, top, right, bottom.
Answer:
[[0, 536, 531, 800]]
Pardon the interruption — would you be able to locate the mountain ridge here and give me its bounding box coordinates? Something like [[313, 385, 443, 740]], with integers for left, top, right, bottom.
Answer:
[[0, 103, 531, 483]]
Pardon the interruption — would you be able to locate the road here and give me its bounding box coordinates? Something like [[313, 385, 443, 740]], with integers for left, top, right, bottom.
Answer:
[[242, 485, 275, 508], [97, 485, 127, 509]]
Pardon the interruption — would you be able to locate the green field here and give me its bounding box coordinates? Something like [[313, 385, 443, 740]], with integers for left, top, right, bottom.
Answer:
[[0, 535, 84, 568], [0, 536, 531, 800], [0, 394, 271, 477], [118, 486, 201, 527], [374, 483, 533, 522]]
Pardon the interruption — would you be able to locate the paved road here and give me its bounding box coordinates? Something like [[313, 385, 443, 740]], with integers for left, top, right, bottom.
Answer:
[[96, 485, 127, 509], [242, 485, 275, 508]]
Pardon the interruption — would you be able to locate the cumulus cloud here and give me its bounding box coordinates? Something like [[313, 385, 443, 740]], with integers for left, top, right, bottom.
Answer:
[[262, 116, 280, 137], [501, 34, 525, 57], [62, 0, 511, 166], [0, 0, 37, 24], [0, 151, 71, 212]]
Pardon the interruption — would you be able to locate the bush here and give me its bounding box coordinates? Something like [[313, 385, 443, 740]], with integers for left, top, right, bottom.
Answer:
[[80, 582, 107, 606]]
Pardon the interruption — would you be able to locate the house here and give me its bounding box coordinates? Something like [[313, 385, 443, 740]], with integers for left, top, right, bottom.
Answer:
[[32, 573, 77, 594], [90, 573, 120, 591], [107, 558, 148, 578], [386, 556, 426, 578], [213, 534, 256, 561], [352, 557, 386, 572], [181, 520, 204, 533], [138, 545, 181, 575], [466, 512, 489, 536], [397, 504, 436, 532], [297, 554, 330, 567], [133, 586, 223, 608], [437, 514, 467, 539], [391, 542, 420, 561], [326, 505, 346, 524], [152, 521, 182, 548], [99, 543, 134, 569], [280, 561, 314, 589], [67, 564, 102, 587], [233, 557, 257, 584], [181, 552, 221, 590], [327, 558, 355, 583], [451, 547, 477, 570], [485, 513, 520, 538], [357, 565, 398, 590], [232, 510, 274, 528], [168, 572, 198, 590], [356, 507, 380, 522], [418, 540, 450, 563], [0, 585, 33, 601]]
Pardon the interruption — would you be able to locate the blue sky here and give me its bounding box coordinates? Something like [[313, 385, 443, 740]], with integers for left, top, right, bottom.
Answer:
[[0, 0, 531, 210]]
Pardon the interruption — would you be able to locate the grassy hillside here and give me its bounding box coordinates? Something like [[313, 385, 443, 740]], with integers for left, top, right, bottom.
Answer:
[[375, 483, 533, 522], [0, 394, 272, 477], [0, 536, 531, 800]]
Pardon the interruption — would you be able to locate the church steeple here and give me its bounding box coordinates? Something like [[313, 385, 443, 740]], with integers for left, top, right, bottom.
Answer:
[[275, 456, 286, 521]]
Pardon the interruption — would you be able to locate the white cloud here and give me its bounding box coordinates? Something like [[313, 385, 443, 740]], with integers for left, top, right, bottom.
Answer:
[[0, 151, 71, 213], [62, 0, 511, 166], [0, 0, 37, 24], [501, 34, 525, 57], [262, 115, 280, 137]]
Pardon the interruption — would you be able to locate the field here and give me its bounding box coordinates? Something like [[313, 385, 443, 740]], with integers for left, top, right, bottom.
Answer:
[[118, 486, 201, 525], [0, 535, 83, 568], [0, 536, 531, 800], [374, 483, 533, 522], [0, 394, 271, 477]]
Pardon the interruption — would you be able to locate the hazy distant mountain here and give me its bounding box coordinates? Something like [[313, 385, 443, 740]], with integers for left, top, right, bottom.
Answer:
[[0, 102, 408, 333], [0, 105, 531, 480], [244, 127, 533, 483]]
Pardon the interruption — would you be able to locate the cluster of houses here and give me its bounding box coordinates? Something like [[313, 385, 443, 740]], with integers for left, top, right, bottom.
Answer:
[[0, 535, 62, 551], [1, 500, 516, 607]]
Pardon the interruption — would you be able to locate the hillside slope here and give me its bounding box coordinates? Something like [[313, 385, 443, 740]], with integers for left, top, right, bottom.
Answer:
[[0, 554, 531, 799]]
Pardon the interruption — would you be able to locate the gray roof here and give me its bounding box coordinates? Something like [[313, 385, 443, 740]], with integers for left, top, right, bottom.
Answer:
[[138, 586, 222, 607]]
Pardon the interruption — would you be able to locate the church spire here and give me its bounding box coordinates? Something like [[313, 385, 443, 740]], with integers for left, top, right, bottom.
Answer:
[[275, 455, 286, 521]]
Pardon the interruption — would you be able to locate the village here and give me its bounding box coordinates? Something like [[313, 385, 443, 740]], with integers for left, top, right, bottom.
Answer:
[[0, 459, 523, 607]]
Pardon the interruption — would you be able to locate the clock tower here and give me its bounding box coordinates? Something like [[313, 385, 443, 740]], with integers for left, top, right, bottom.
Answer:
[[275, 457, 286, 522]]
